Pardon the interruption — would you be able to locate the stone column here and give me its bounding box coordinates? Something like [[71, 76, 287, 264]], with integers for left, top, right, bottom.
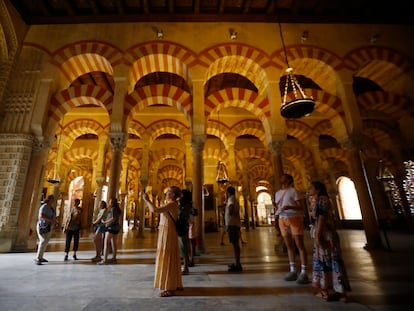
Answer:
[[268, 140, 284, 192], [343, 138, 383, 250], [191, 134, 206, 253], [241, 161, 250, 231], [94, 177, 105, 216], [107, 132, 127, 200], [184, 134, 193, 190], [309, 141, 325, 182], [13, 136, 51, 251], [138, 135, 150, 238], [227, 136, 237, 183], [93, 138, 108, 214]]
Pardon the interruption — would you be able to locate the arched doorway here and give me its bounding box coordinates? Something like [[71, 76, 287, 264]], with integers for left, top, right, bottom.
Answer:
[[256, 191, 274, 225], [337, 176, 362, 220]]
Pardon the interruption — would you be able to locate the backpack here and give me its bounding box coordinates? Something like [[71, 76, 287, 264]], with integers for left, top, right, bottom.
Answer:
[[168, 209, 189, 237], [176, 210, 189, 237]]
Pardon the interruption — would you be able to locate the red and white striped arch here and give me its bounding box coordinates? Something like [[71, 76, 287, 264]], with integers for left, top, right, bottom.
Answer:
[[357, 91, 410, 120], [57, 53, 114, 90], [150, 147, 186, 164], [204, 55, 268, 95], [199, 43, 271, 70], [205, 89, 270, 121], [231, 119, 266, 145], [124, 42, 197, 67], [271, 45, 343, 71], [63, 119, 107, 142], [343, 46, 412, 72], [128, 53, 191, 93], [125, 84, 192, 123], [62, 147, 98, 167], [146, 119, 190, 146], [48, 85, 112, 132], [285, 120, 313, 144]]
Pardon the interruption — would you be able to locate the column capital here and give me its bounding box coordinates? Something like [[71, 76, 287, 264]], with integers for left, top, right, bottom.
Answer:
[[109, 132, 127, 152], [191, 134, 206, 152], [268, 140, 283, 155], [340, 136, 361, 151], [96, 177, 105, 187], [33, 136, 51, 154]]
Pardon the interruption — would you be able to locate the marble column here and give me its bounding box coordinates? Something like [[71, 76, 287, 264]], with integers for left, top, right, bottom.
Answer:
[[94, 177, 105, 216], [268, 140, 284, 192], [93, 138, 108, 214], [13, 136, 51, 251], [191, 134, 206, 253], [227, 136, 237, 183], [241, 160, 250, 231], [184, 135, 193, 190], [309, 142, 325, 182], [138, 135, 150, 238], [343, 138, 383, 250], [107, 132, 127, 200]]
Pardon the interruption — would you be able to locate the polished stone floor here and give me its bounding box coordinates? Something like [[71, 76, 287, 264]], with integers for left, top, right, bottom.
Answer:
[[0, 225, 413, 311]]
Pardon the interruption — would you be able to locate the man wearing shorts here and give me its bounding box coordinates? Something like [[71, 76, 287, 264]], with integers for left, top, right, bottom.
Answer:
[[275, 173, 309, 284]]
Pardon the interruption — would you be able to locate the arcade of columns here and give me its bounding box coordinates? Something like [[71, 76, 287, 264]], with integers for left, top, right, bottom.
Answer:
[[0, 1, 413, 252]]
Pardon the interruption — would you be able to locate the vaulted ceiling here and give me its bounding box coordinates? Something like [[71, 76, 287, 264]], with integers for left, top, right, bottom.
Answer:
[[10, 0, 412, 25]]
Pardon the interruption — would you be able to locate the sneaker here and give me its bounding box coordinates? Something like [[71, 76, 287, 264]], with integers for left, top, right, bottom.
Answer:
[[91, 256, 101, 262], [34, 259, 42, 265], [64, 255, 68, 261], [73, 255, 78, 260], [39, 258, 48, 263], [296, 272, 310, 284], [97, 260, 108, 265], [284, 271, 297, 281]]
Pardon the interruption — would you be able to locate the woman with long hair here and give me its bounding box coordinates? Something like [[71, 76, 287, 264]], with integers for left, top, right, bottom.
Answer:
[[98, 198, 121, 264], [142, 186, 183, 297], [308, 181, 351, 302], [91, 200, 107, 262]]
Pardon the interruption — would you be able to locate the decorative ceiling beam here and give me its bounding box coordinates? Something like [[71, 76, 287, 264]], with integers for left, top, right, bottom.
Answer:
[[115, 0, 125, 15], [38, 0, 51, 16], [168, 0, 174, 14], [194, 0, 200, 14], [243, 0, 252, 14], [143, 0, 150, 14], [62, 0, 76, 16], [87, 0, 100, 14]]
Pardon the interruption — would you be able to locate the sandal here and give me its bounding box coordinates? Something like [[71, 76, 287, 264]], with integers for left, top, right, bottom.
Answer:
[[159, 290, 174, 297], [315, 291, 329, 300]]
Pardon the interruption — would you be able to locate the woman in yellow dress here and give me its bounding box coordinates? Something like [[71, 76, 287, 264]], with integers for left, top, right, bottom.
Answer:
[[142, 186, 183, 297]]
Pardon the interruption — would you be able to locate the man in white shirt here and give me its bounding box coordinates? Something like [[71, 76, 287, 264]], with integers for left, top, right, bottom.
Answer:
[[275, 173, 309, 284]]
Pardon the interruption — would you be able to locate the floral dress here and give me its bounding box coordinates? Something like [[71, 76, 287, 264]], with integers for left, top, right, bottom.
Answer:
[[312, 195, 351, 294]]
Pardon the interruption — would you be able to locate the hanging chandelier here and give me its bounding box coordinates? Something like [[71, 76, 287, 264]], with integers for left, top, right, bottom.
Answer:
[[215, 111, 229, 184], [278, 22, 315, 119], [376, 160, 394, 182]]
